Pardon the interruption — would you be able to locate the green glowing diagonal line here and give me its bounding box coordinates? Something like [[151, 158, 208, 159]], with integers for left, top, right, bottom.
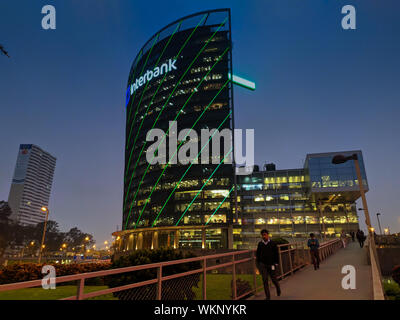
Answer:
[[123, 19, 227, 226], [126, 21, 183, 150], [123, 18, 211, 203], [175, 147, 233, 226], [128, 46, 230, 230], [127, 34, 160, 131], [205, 185, 235, 225], [131, 56, 229, 230], [124, 14, 207, 178], [151, 110, 232, 227], [136, 76, 230, 228], [124, 17, 227, 229]]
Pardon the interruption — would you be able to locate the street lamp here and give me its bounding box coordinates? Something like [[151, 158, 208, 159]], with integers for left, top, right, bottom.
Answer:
[[38, 206, 50, 264], [332, 154, 374, 234], [332, 153, 382, 278], [376, 213, 383, 235]]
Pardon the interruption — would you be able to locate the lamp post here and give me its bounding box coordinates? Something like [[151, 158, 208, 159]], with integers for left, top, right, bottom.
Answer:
[[376, 213, 383, 235], [332, 153, 382, 279], [38, 206, 50, 264], [318, 201, 327, 241], [332, 154, 373, 234]]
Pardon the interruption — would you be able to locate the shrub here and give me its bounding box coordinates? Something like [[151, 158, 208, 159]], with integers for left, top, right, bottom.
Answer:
[[272, 237, 289, 245], [392, 265, 400, 286], [0, 262, 111, 285], [273, 237, 290, 250], [106, 248, 201, 300], [231, 278, 252, 299], [383, 279, 400, 300]]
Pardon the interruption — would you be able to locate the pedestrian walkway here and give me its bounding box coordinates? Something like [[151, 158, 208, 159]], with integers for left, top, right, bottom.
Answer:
[[249, 241, 373, 300]]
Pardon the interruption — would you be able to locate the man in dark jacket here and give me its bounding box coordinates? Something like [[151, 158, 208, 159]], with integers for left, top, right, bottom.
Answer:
[[256, 229, 281, 300], [356, 229, 365, 248], [307, 233, 320, 270]]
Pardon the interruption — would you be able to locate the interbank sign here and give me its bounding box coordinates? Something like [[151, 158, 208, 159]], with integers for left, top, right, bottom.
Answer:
[[129, 58, 177, 96]]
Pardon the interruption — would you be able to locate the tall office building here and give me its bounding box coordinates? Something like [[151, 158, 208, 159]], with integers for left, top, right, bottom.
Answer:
[[119, 9, 235, 250], [8, 144, 56, 226]]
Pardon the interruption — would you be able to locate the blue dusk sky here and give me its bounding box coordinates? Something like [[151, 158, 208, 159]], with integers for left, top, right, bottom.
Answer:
[[0, 0, 399, 245]]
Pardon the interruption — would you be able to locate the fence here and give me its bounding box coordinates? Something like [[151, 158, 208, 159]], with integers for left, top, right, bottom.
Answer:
[[365, 235, 385, 300], [0, 239, 344, 300]]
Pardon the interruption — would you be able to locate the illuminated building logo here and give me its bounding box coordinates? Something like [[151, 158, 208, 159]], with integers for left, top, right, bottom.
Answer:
[[129, 58, 177, 96]]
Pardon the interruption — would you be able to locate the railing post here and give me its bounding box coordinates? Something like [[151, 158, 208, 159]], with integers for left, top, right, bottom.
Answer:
[[157, 265, 162, 300], [294, 243, 300, 268], [288, 245, 294, 275], [278, 246, 283, 278], [76, 278, 85, 300], [251, 251, 257, 293], [232, 254, 237, 300], [202, 257, 207, 300]]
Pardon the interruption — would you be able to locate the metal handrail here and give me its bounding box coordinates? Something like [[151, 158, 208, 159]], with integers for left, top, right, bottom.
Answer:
[[0, 239, 345, 300]]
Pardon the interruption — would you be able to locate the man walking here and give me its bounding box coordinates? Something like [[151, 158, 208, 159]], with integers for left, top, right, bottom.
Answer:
[[256, 229, 281, 300], [307, 233, 320, 270], [356, 229, 365, 248]]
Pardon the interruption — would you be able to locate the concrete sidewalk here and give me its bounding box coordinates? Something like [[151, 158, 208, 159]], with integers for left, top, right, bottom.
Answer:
[[249, 241, 373, 300]]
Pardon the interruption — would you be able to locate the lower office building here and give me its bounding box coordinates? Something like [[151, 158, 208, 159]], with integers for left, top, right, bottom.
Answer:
[[114, 150, 368, 251]]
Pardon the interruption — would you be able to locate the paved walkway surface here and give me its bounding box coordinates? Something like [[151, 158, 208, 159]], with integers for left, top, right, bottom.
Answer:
[[249, 241, 373, 300]]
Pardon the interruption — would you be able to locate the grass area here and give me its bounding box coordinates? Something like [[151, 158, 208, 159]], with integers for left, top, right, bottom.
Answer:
[[193, 274, 263, 300], [383, 278, 400, 300], [0, 274, 263, 300], [0, 285, 118, 300]]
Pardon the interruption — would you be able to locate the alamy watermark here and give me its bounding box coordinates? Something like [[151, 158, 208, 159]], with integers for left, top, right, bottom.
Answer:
[[145, 121, 255, 175], [41, 265, 56, 289]]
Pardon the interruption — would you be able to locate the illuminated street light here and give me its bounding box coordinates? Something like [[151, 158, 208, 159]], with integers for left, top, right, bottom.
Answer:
[[38, 206, 50, 264], [376, 213, 383, 235]]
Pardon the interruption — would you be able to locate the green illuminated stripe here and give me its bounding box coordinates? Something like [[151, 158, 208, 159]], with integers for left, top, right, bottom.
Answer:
[[136, 76, 230, 228], [151, 110, 232, 227], [126, 21, 183, 151], [124, 26, 182, 180], [124, 14, 207, 178], [123, 17, 213, 207], [175, 148, 233, 226], [127, 34, 160, 131], [205, 185, 235, 225], [130, 51, 229, 230], [123, 19, 227, 226]]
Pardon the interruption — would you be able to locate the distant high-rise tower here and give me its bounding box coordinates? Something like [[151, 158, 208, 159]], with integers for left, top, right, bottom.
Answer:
[[8, 144, 56, 226]]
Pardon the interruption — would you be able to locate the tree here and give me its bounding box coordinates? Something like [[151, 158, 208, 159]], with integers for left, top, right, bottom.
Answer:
[[0, 201, 12, 223], [0, 202, 13, 260], [0, 44, 10, 58]]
